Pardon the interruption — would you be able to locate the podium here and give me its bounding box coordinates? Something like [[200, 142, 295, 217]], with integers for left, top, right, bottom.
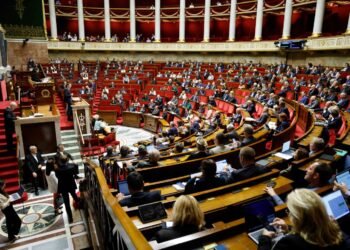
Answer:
[[30, 78, 54, 105], [143, 114, 159, 133], [72, 98, 91, 136], [122, 111, 142, 128], [15, 104, 61, 158]]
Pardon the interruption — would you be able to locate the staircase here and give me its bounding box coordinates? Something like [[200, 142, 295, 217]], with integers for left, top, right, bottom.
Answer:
[[55, 93, 74, 130], [0, 104, 20, 194], [61, 129, 84, 175]]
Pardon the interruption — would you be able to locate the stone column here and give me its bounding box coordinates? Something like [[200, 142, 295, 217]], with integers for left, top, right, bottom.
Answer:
[[129, 0, 136, 42], [203, 0, 211, 42], [77, 0, 85, 41], [311, 0, 325, 37], [155, 0, 161, 42], [48, 0, 58, 40], [228, 0, 237, 41], [281, 0, 293, 39], [345, 13, 350, 35], [104, 0, 111, 41], [178, 0, 186, 42], [254, 0, 264, 41]]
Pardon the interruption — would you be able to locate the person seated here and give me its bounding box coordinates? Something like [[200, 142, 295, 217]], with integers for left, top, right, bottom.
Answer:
[[307, 95, 320, 110], [337, 92, 349, 110], [309, 137, 325, 156], [103, 145, 117, 158], [231, 108, 243, 125], [185, 159, 225, 194], [209, 132, 230, 155], [116, 171, 162, 207], [152, 106, 160, 116], [266, 161, 333, 205], [241, 124, 256, 146], [327, 106, 342, 133], [190, 117, 201, 134], [245, 100, 256, 116], [222, 146, 268, 183], [167, 122, 179, 137], [153, 195, 204, 243], [279, 147, 309, 176], [258, 189, 350, 250], [277, 101, 290, 119], [110, 96, 117, 105], [225, 124, 240, 144], [254, 106, 269, 127], [119, 145, 133, 159], [135, 149, 160, 168], [187, 137, 210, 160], [274, 113, 290, 134], [299, 91, 309, 105], [171, 142, 185, 155]]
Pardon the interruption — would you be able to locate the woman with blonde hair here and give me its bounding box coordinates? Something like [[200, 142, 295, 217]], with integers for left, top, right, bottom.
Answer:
[[154, 195, 205, 243], [258, 189, 350, 250]]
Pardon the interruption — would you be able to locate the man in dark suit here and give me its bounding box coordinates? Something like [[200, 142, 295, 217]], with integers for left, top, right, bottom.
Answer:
[[327, 107, 342, 133], [56, 160, 80, 223], [184, 159, 225, 194], [25, 145, 45, 195], [254, 107, 269, 127], [64, 83, 73, 120], [4, 102, 17, 151], [55, 144, 79, 179], [223, 147, 268, 183], [116, 171, 162, 207]]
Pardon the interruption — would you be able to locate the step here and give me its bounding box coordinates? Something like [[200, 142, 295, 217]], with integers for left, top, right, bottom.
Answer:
[[61, 130, 76, 135], [64, 146, 80, 151], [0, 155, 17, 162], [61, 134, 78, 140], [0, 170, 18, 178], [4, 177, 19, 186], [61, 139, 79, 145], [0, 161, 18, 169], [5, 185, 19, 194]]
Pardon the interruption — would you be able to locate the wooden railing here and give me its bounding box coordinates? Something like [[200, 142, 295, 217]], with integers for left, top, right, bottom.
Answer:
[[83, 160, 152, 250], [74, 110, 85, 146]]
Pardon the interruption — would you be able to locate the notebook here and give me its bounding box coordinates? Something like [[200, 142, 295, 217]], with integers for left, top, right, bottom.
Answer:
[[322, 190, 350, 220], [243, 198, 283, 244], [274, 141, 294, 160], [138, 201, 167, 223], [117, 180, 130, 197], [336, 170, 350, 188]]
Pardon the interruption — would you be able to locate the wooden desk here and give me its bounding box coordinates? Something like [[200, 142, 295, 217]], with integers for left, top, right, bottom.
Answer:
[[298, 125, 323, 147], [72, 98, 91, 136], [131, 176, 293, 231], [15, 105, 61, 158], [143, 114, 159, 133], [123, 111, 142, 128]]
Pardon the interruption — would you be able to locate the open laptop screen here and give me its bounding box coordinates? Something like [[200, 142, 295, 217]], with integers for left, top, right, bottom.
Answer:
[[243, 198, 276, 232], [322, 190, 350, 220], [282, 140, 291, 153]]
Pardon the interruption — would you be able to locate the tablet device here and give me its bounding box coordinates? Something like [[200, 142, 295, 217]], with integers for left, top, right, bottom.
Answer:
[[322, 190, 350, 220], [117, 180, 130, 196]]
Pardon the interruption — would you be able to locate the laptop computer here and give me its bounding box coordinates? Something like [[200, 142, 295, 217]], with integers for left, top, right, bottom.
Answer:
[[336, 170, 350, 188], [138, 201, 167, 223], [9, 185, 25, 202], [117, 180, 131, 197], [274, 141, 294, 160], [243, 198, 283, 244], [322, 190, 350, 220]]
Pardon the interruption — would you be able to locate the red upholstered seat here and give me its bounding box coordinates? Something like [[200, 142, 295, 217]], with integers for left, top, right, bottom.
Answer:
[[328, 129, 337, 146]]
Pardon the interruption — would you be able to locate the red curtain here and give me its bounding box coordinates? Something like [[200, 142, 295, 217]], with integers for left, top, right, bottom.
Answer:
[[186, 19, 204, 42], [161, 20, 179, 42], [211, 19, 229, 42], [57, 17, 79, 36], [136, 20, 155, 40], [110, 20, 130, 38]]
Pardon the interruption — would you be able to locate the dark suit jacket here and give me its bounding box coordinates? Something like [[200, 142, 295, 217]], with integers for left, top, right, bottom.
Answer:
[[55, 151, 74, 167], [255, 113, 269, 126], [241, 136, 256, 146], [187, 151, 211, 161], [119, 190, 162, 207], [154, 225, 199, 243], [25, 153, 45, 173], [328, 116, 342, 132], [4, 107, 16, 132], [230, 164, 268, 183], [185, 176, 225, 194], [275, 121, 290, 133], [55, 164, 77, 193], [258, 233, 350, 250]]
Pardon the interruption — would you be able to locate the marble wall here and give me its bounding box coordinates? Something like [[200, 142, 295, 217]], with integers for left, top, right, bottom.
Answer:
[[7, 40, 49, 70]]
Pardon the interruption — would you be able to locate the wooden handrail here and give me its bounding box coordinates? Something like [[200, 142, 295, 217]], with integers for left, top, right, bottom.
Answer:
[[86, 159, 152, 249], [74, 110, 85, 145]]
